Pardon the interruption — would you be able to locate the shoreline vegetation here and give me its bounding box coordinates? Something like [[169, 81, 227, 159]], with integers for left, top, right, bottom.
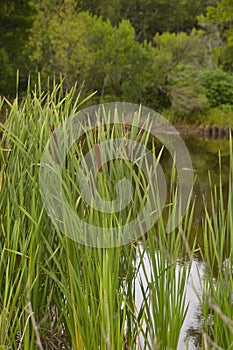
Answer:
[[1, 0, 233, 126], [0, 0, 233, 348], [1, 88, 233, 132], [0, 84, 232, 349]]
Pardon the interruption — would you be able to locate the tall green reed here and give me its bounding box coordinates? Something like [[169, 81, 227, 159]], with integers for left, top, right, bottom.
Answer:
[[3, 79, 227, 349], [44, 107, 154, 349], [137, 162, 195, 349], [0, 80, 91, 348], [199, 139, 233, 349]]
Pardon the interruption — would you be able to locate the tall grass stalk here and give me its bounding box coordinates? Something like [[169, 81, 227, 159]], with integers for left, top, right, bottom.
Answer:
[[0, 81, 89, 348], [137, 163, 195, 349], [199, 138, 233, 349], [1, 80, 232, 349]]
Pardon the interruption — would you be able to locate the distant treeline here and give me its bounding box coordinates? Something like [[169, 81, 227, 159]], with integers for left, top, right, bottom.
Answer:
[[1, 0, 233, 121]]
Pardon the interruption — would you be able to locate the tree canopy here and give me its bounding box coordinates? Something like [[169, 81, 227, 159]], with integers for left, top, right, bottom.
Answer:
[[0, 0, 35, 95], [199, 0, 233, 71], [1, 0, 233, 121]]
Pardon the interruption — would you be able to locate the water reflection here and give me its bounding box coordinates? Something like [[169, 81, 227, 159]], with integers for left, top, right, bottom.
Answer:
[[135, 252, 205, 350], [159, 134, 230, 243], [137, 134, 231, 349], [179, 260, 204, 350], [175, 135, 230, 349]]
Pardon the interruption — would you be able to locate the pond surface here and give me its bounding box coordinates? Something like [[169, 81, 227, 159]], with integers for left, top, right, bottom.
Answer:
[[179, 135, 229, 348], [159, 133, 230, 244], [139, 134, 231, 349], [180, 135, 230, 349], [135, 253, 205, 349]]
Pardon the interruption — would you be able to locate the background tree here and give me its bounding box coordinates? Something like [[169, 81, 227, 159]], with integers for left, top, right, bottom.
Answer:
[[27, 2, 155, 104], [147, 30, 208, 115], [1, 0, 232, 123], [199, 0, 233, 71], [27, 1, 92, 89], [201, 68, 233, 107], [0, 0, 35, 96], [79, 0, 208, 41]]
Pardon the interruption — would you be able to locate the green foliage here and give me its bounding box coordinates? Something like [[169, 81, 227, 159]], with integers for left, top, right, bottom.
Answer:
[[150, 30, 208, 115], [0, 82, 194, 348], [0, 49, 15, 96], [168, 65, 208, 118], [0, 0, 35, 96], [201, 68, 233, 107], [27, 3, 155, 104], [199, 0, 233, 71], [27, 2, 91, 86], [0, 0, 232, 122], [195, 104, 233, 126], [1, 79, 233, 349], [81, 0, 207, 41], [200, 146, 233, 349]]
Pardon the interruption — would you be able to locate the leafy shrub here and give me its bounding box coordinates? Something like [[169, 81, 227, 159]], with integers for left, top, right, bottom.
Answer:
[[201, 68, 233, 108]]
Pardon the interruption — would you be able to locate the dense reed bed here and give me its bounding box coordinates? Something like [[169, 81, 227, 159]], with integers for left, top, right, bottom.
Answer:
[[0, 83, 232, 349]]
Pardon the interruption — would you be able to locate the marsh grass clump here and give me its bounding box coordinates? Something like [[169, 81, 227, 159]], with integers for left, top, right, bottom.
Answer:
[[199, 145, 233, 349], [0, 80, 232, 349]]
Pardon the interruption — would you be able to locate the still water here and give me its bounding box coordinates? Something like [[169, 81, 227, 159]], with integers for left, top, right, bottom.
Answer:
[[180, 135, 230, 349], [137, 134, 230, 349], [135, 253, 205, 349]]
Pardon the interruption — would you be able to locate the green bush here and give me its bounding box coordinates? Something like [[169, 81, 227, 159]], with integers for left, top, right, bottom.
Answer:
[[202, 68, 233, 108]]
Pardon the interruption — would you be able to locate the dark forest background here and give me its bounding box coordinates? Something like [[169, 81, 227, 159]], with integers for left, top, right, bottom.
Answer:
[[1, 0, 233, 123]]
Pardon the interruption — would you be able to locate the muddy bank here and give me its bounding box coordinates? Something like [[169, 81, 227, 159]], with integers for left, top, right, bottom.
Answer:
[[176, 125, 231, 140]]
